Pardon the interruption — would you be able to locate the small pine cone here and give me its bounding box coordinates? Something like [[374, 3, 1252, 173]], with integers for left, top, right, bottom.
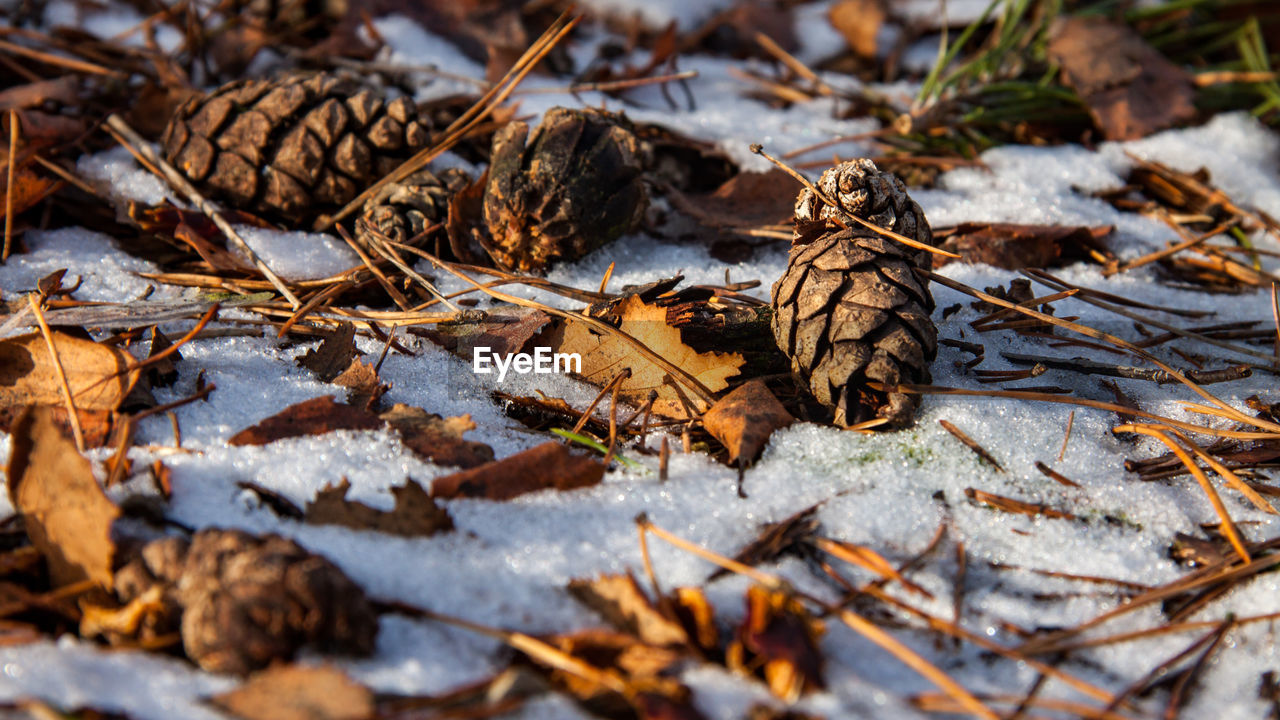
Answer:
[[483, 106, 647, 272], [161, 73, 433, 225], [146, 528, 378, 675], [354, 167, 470, 249], [771, 159, 937, 428]]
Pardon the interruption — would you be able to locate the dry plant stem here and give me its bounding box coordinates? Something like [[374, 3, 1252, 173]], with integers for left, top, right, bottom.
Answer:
[[925, 269, 1280, 433], [970, 289, 1078, 326], [103, 115, 301, 309], [28, 294, 85, 451], [1272, 282, 1280, 364], [0, 38, 125, 77], [570, 369, 629, 436], [1163, 620, 1231, 719], [1115, 424, 1251, 562], [598, 261, 614, 295], [1059, 410, 1074, 461], [3, 109, 15, 261], [1103, 221, 1233, 277], [336, 226, 412, 311], [1023, 270, 1271, 364], [1101, 622, 1226, 716], [753, 31, 832, 95], [81, 304, 218, 396], [939, 420, 1003, 471], [638, 518, 1001, 720], [750, 145, 960, 259], [32, 155, 98, 197], [602, 377, 622, 467], [397, 244, 718, 406], [364, 235, 459, 311], [1164, 428, 1277, 514], [315, 12, 581, 231], [882, 384, 1278, 440], [516, 70, 699, 95], [277, 280, 352, 337]]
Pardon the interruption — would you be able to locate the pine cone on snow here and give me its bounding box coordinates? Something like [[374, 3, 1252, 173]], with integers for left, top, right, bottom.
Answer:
[[355, 167, 471, 253], [161, 73, 433, 226], [113, 528, 377, 675], [483, 106, 647, 272], [771, 159, 937, 428]]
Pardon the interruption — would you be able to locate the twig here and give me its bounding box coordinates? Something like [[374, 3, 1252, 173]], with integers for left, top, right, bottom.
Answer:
[[1035, 461, 1080, 488], [3, 109, 16, 261], [103, 115, 301, 309], [28, 294, 84, 451], [1059, 410, 1074, 461], [939, 419, 1004, 471], [1103, 220, 1234, 277]]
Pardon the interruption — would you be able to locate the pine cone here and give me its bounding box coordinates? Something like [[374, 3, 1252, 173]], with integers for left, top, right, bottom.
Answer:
[[483, 106, 647, 272], [355, 167, 470, 250], [771, 160, 937, 428], [161, 73, 432, 225], [115, 529, 377, 675]]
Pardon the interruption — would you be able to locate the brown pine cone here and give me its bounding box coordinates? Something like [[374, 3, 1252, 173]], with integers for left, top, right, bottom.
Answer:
[[771, 159, 937, 428], [114, 528, 377, 675], [161, 73, 433, 225], [355, 167, 470, 252], [483, 106, 647, 272]]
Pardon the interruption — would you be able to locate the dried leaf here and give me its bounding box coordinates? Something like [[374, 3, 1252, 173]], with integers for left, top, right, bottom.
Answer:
[[0, 332, 141, 412], [237, 481, 304, 519], [431, 441, 604, 501], [228, 396, 382, 446], [332, 359, 388, 412], [379, 404, 494, 469], [664, 169, 795, 231], [0, 76, 81, 111], [145, 328, 180, 388], [547, 295, 745, 419], [211, 664, 374, 720], [298, 323, 358, 383], [702, 380, 794, 464], [0, 166, 60, 225], [932, 223, 1114, 269], [423, 307, 549, 359], [828, 0, 886, 58], [5, 406, 119, 588], [1047, 16, 1196, 141], [712, 504, 820, 580], [728, 586, 825, 703], [568, 573, 690, 647], [305, 478, 453, 537], [537, 628, 695, 719]]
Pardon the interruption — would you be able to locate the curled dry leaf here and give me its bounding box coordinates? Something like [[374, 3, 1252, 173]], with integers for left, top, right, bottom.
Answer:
[[298, 322, 359, 383], [228, 396, 383, 446], [379, 404, 494, 469], [702, 380, 794, 465], [1046, 16, 1196, 141], [932, 223, 1114, 270], [210, 664, 374, 720], [431, 441, 604, 501], [305, 478, 453, 538], [728, 586, 825, 703], [5, 406, 120, 588], [546, 295, 745, 420], [568, 573, 690, 647]]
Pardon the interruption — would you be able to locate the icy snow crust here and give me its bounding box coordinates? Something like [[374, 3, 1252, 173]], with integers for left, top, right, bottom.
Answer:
[[2, 10, 1280, 720]]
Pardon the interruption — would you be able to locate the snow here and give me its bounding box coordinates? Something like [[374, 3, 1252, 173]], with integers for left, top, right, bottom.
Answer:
[[2, 4, 1280, 720]]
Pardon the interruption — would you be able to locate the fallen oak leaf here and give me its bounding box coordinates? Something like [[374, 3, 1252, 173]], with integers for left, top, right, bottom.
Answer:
[[431, 441, 604, 501], [305, 478, 453, 538], [5, 406, 119, 588], [545, 295, 745, 420], [210, 664, 374, 720], [228, 396, 382, 446], [379, 404, 493, 469], [702, 380, 794, 465], [568, 573, 690, 647]]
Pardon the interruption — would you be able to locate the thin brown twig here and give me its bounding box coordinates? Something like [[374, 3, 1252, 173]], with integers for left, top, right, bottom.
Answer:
[[28, 294, 84, 451]]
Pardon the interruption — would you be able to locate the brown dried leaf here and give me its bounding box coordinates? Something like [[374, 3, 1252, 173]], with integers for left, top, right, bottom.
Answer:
[[568, 573, 690, 647], [305, 478, 453, 537], [332, 359, 388, 412], [547, 295, 745, 419], [431, 441, 604, 501], [728, 586, 825, 703], [379, 404, 493, 469], [445, 171, 490, 264], [712, 504, 820, 581], [702, 380, 794, 464], [932, 222, 1114, 269], [227, 396, 382, 446], [422, 307, 549, 360], [538, 628, 694, 719], [828, 0, 886, 58], [298, 323, 358, 383], [1047, 16, 1196, 141], [211, 664, 374, 720], [665, 170, 795, 231], [0, 332, 138, 411], [5, 406, 119, 588], [0, 167, 61, 223], [0, 77, 81, 111]]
